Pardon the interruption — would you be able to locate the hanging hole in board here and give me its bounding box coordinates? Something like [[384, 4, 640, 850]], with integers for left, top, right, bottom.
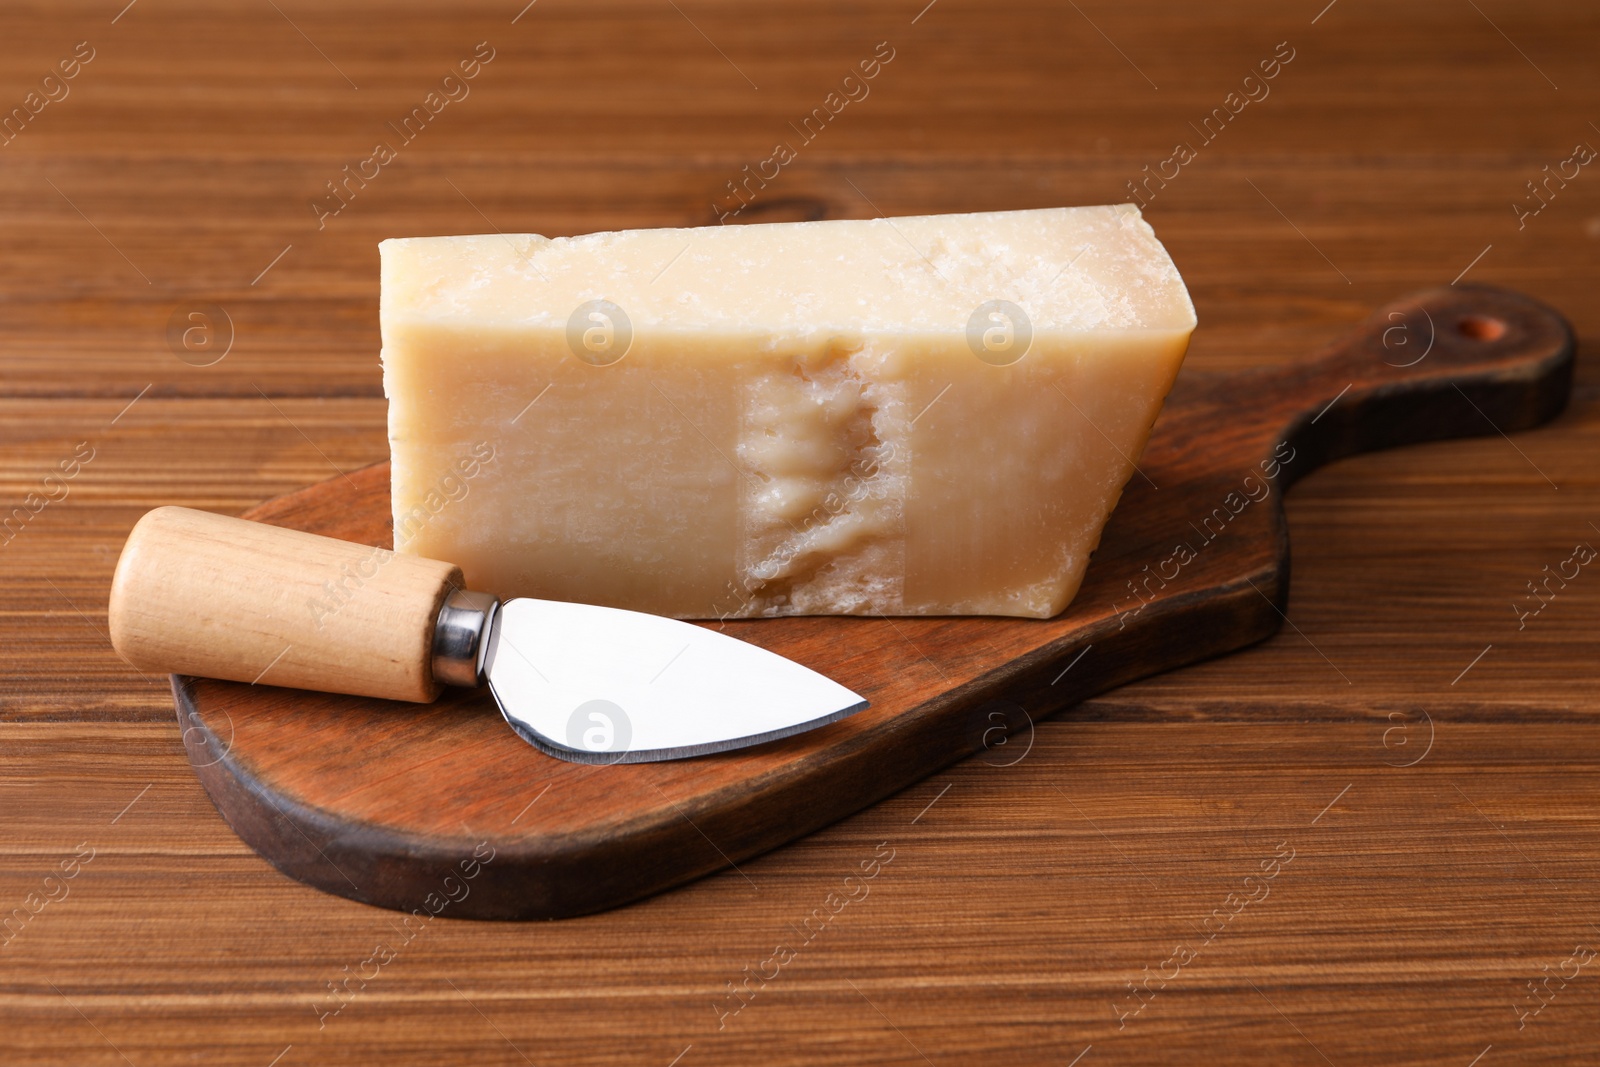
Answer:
[[1457, 315, 1506, 342]]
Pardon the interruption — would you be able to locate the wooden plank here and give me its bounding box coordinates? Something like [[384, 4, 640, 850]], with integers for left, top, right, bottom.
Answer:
[[3, 158, 1598, 398], [164, 286, 1575, 919], [2, 721, 1598, 1064], [5, 369, 1597, 727]]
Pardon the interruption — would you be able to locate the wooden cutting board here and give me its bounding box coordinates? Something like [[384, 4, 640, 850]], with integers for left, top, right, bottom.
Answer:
[[174, 284, 1573, 920]]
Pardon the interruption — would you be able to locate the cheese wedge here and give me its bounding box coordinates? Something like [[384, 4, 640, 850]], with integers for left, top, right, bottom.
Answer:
[[380, 206, 1194, 619]]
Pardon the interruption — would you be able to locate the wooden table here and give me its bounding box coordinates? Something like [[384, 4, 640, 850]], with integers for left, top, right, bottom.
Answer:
[[4, 1, 1598, 1063]]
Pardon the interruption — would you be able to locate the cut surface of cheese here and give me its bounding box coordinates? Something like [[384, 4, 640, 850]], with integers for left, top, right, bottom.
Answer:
[[380, 206, 1195, 619]]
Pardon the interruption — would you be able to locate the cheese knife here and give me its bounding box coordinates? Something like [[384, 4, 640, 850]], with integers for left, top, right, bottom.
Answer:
[[108, 506, 868, 764]]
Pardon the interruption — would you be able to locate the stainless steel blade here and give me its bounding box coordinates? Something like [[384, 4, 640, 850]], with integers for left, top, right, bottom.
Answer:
[[482, 598, 869, 764]]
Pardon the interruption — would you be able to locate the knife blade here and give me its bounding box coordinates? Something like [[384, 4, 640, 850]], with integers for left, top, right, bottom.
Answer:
[[107, 507, 868, 764], [482, 597, 866, 764]]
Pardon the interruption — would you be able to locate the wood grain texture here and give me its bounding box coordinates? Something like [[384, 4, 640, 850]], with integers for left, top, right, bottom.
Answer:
[[109, 507, 462, 702], [169, 284, 1573, 921], [5, 1, 1600, 1063]]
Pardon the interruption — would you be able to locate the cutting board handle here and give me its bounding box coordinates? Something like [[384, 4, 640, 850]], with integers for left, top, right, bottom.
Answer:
[[1269, 284, 1574, 480], [109, 507, 465, 703]]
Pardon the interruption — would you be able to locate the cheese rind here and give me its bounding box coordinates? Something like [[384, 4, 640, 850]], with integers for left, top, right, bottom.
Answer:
[[381, 206, 1195, 619]]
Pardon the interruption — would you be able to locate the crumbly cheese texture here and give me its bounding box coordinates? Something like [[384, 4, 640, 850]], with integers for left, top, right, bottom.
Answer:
[[380, 206, 1195, 619]]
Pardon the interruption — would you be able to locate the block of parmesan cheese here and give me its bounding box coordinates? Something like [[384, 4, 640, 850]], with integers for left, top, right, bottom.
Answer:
[[380, 206, 1194, 619]]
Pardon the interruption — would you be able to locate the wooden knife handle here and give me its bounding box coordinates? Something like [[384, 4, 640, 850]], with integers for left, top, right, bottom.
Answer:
[[109, 506, 463, 703]]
